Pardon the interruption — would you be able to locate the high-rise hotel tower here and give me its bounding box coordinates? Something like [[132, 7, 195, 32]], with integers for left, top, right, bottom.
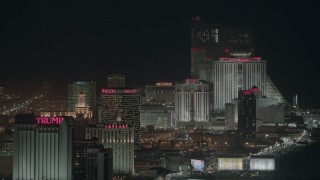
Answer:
[[100, 88, 141, 148], [13, 114, 74, 180], [213, 57, 266, 112], [86, 123, 134, 174]]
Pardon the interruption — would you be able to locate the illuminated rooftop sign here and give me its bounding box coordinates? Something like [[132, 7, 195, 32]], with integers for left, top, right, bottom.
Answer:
[[242, 90, 253, 95], [219, 57, 261, 62], [104, 123, 128, 129], [186, 79, 199, 84], [242, 86, 260, 95], [101, 89, 138, 94], [36, 117, 64, 125], [156, 82, 173, 86]]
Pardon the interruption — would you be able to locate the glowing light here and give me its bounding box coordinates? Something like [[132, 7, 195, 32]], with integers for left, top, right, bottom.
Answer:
[[251, 86, 260, 92], [101, 89, 138, 94], [102, 89, 116, 94], [218, 158, 243, 170], [104, 123, 128, 129], [36, 117, 64, 125], [186, 79, 199, 84], [219, 57, 262, 62], [242, 90, 252, 95], [250, 158, 275, 171], [156, 82, 173, 86]]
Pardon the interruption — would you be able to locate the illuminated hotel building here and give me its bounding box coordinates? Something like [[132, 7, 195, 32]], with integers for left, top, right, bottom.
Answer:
[[100, 88, 141, 148], [68, 81, 96, 115], [145, 82, 175, 106], [175, 79, 209, 124], [212, 57, 266, 112], [13, 114, 74, 180], [86, 123, 134, 174]]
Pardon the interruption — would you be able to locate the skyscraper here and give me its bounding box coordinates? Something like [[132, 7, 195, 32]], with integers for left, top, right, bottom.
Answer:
[[238, 88, 256, 141], [175, 79, 210, 125], [100, 88, 141, 148], [212, 57, 266, 112], [86, 123, 134, 174], [13, 114, 74, 180]]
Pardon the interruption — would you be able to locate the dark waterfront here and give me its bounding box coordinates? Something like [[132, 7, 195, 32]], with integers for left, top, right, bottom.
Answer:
[[275, 139, 320, 179]]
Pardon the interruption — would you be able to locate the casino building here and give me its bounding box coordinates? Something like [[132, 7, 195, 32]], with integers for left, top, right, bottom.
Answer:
[[86, 123, 134, 174], [100, 88, 141, 148], [13, 114, 74, 180]]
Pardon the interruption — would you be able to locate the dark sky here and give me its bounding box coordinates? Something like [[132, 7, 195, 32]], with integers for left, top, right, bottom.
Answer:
[[1, 1, 319, 108]]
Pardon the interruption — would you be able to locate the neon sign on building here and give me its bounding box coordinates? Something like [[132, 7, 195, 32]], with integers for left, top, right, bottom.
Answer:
[[156, 82, 173, 86], [101, 89, 138, 94], [36, 117, 64, 125], [186, 79, 199, 84], [104, 123, 128, 129], [219, 57, 262, 62]]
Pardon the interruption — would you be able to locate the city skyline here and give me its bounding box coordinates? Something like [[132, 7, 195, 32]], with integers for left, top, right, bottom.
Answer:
[[1, 1, 319, 108]]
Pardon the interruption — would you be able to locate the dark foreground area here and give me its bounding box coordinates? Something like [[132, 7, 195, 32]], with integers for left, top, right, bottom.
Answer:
[[275, 139, 320, 179]]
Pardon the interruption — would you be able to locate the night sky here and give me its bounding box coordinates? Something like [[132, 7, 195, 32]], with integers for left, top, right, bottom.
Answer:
[[1, 1, 319, 108]]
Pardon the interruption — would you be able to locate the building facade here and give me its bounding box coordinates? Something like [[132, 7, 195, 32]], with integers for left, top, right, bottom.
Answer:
[[86, 123, 134, 174], [140, 105, 174, 129], [238, 89, 256, 141], [86, 147, 113, 180], [212, 57, 266, 112], [13, 114, 74, 180], [145, 82, 175, 106], [67, 81, 96, 115], [100, 88, 140, 148], [175, 79, 210, 124]]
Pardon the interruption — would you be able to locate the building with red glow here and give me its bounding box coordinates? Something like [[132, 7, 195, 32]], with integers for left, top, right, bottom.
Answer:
[[100, 88, 141, 148], [212, 57, 266, 112], [238, 88, 256, 142]]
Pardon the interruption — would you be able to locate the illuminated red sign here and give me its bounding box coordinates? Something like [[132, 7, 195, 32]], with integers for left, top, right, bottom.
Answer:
[[36, 117, 64, 125], [219, 57, 262, 62], [186, 79, 199, 84], [242, 90, 252, 95], [251, 86, 260, 92], [101, 89, 138, 94], [102, 89, 116, 94], [104, 123, 128, 129]]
